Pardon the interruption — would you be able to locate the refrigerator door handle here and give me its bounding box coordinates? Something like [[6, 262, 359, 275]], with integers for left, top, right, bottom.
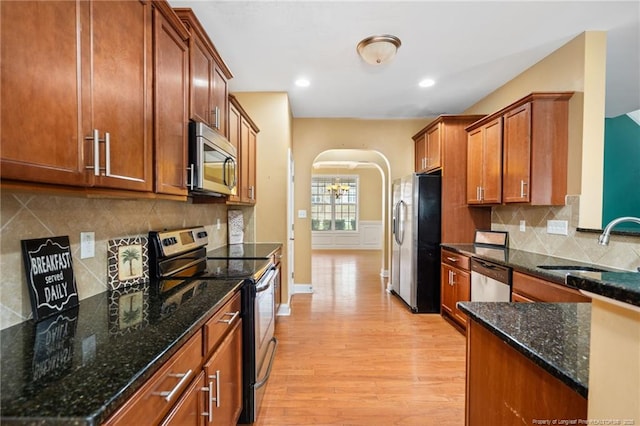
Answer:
[[397, 200, 406, 245]]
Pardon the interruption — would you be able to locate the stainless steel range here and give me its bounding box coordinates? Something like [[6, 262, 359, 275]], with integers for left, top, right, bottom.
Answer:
[[148, 226, 278, 424]]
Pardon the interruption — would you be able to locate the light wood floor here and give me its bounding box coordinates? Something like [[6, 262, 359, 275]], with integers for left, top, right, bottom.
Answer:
[[255, 250, 467, 426]]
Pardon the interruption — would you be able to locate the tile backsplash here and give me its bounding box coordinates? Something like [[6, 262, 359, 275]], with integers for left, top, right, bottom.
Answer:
[[0, 191, 255, 330], [492, 195, 640, 271]]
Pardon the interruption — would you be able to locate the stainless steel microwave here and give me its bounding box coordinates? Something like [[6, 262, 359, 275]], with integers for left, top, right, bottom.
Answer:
[[188, 121, 237, 196]]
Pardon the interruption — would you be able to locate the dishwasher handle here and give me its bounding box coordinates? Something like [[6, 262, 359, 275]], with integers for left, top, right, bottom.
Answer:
[[470, 258, 511, 284]]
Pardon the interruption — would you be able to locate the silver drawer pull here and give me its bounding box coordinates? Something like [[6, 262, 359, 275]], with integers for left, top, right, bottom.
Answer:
[[446, 257, 458, 262], [201, 382, 213, 421], [208, 370, 221, 408], [218, 310, 240, 324], [154, 369, 192, 402]]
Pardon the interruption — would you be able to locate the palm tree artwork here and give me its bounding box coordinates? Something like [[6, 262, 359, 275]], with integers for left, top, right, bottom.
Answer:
[[120, 247, 141, 278]]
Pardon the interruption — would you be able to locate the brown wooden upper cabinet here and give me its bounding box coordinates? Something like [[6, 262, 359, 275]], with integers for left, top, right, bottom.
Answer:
[[174, 8, 232, 139], [466, 117, 503, 204], [466, 92, 573, 206], [228, 95, 259, 205], [153, 2, 190, 197], [414, 122, 442, 173], [1, 0, 153, 192]]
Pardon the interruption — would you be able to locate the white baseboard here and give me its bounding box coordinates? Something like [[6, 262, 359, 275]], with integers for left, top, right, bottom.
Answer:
[[294, 283, 313, 294], [277, 303, 291, 316]]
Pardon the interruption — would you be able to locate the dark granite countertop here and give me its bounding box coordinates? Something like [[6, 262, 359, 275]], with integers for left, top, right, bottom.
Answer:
[[458, 301, 591, 398], [206, 242, 282, 259], [442, 243, 639, 307], [0, 278, 242, 425]]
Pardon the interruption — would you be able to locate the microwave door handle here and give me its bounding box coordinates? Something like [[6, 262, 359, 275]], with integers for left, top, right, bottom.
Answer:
[[223, 158, 230, 187], [230, 158, 237, 188]]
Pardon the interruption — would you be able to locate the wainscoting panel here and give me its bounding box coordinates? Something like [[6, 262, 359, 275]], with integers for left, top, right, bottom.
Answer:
[[312, 221, 382, 250]]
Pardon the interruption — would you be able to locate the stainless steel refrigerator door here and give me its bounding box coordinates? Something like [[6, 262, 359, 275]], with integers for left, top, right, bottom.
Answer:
[[399, 175, 416, 308], [391, 181, 402, 294]]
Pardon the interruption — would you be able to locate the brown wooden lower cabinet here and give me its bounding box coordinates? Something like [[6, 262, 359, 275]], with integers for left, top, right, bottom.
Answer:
[[104, 291, 242, 426], [441, 249, 471, 330], [466, 320, 587, 425], [512, 271, 591, 303]]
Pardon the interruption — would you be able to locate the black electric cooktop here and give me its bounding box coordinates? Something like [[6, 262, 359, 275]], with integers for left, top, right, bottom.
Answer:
[[206, 243, 281, 259]]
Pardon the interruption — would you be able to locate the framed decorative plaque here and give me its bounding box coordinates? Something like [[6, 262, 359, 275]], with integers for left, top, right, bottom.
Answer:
[[107, 236, 149, 290], [21, 236, 79, 321]]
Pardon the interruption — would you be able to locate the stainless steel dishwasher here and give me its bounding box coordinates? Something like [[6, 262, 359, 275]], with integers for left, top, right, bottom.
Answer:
[[470, 258, 512, 302]]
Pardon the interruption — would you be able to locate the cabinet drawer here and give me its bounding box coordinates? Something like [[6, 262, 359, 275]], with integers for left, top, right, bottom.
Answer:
[[512, 271, 590, 303], [511, 291, 536, 303], [441, 250, 470, 270], [203, 291, 242, 357], [104, 331, 203, 426]]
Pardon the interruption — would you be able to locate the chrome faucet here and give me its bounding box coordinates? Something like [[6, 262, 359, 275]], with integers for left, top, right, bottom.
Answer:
[[598, 216, 640, 245]]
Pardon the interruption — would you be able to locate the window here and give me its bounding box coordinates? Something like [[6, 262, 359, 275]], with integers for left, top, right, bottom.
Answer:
[[311, 175, 358, 231]]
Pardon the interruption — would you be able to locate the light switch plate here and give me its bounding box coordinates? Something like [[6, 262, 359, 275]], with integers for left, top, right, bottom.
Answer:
[[80, 232, 95, 259], [298, 209, 307, 218], [519, 220, 526, 232], [547, 220, 569, 235]]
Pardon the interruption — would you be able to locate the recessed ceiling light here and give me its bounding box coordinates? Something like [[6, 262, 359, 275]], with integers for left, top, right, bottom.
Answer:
[[419, 78, 435, 88], [295, 78, 310, 87]]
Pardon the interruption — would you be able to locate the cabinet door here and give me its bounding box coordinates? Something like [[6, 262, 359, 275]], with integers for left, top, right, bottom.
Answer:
[[89, 0, 153, 191], [466, 128, 484, 204], [481, 117, 502, 204], [153, 6, 189, 196], [212, 66, 228, 137], [227, 103, 242, 203], [452, 268, 470, 326], [161, 371, 206, 426], [1, 1, 87, 186], [203, 319, 243, 425], [414, 134, 427, 172], [190, 32, 215, 127], [247, 126, 257, 204], [440, 264, 455, 316], [502, 103, 531, 203], [426, 123, 442, 171]]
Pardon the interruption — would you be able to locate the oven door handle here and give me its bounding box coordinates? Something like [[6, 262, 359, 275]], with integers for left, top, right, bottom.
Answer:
[[255, 269, 277, 293], [254, 337, 278, 389]]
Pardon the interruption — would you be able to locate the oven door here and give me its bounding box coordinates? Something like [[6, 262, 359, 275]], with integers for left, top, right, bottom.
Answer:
[[253, 267, 279, 418]]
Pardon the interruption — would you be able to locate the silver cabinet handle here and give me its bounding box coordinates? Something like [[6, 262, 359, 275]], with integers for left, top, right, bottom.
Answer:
[[476, 186, 480, 201], [208, 370, 221, 408], [520, 180, 528, 198], [186, 165, 194, 190], [249, 185, 255, 200], [451, 271, 456, 285], [155, 369, 192, 402], [218, 310, 240, 324], [104, 132, 111, 177], [84, 129, 100, 176], [212, 106, 220, 129], [201, 382, 213, 422], [479, 186, 484, 201], [446, 257, 458, 263]]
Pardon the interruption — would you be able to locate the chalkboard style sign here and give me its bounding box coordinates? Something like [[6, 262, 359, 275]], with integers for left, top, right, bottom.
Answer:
[[31, 306, 79, 384], [21, 236, 79, 320]]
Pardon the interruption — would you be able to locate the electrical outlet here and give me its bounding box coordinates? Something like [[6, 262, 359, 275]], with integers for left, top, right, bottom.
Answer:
[[519, 220, 526, 232], [80, 232, 95, 259], [547, 220, 569, 235], [216, 218, 221, 230]]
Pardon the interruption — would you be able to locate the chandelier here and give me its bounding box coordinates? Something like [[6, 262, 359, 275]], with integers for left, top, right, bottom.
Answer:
[[327, 178, 350, 199]]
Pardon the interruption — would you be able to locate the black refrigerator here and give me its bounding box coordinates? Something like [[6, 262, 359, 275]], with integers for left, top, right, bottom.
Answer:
[[391, 173, 442, 313]]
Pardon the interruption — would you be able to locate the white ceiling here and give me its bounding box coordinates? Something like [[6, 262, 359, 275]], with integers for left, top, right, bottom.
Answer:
[[169, 0, 640, 119]]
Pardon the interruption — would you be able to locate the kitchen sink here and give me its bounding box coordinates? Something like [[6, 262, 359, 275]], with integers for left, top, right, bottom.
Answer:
[[537, 265, 610, 273]]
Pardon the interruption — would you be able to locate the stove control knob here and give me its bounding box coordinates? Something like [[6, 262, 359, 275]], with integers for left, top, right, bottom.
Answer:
[[197, 231, 208, 239], [162, 238, 176, 246]]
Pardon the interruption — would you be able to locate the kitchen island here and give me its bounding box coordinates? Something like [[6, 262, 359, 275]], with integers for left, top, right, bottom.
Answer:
[[459, 301, 590, 424], [0, 279, 242, 425]]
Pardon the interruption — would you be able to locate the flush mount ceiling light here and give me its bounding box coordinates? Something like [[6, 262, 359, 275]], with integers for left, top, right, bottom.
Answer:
[[419, 78, 435, 88], [356, 34, 402, 65], [295, 78, 310, 87]]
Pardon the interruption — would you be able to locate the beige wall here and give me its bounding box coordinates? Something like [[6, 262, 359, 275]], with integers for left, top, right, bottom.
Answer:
[[464, 31, 607, 229], [313, 167, 383, 221], [0, 191, 229, 329], [293, 118, 429, 286], [232, 92, 293, 303]]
